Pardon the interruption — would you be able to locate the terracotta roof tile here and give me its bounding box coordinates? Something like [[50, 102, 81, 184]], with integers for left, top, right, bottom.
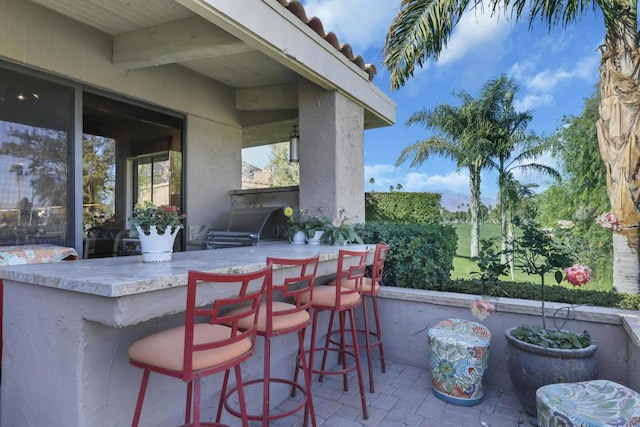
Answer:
[[276, 0, 377, 81]]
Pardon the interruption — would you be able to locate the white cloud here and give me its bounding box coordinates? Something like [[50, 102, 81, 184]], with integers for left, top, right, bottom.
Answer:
[[404, 170, 469, 193], [524, 54, 599, 93], [514, 94, 553, 111], [508, 57, 539, 81], [364, 164, 396, 178], [364, 164, 402, 189], [437, 8, 512, 66], [510, 53, 599, 112], [364, 164, 469, 193], [528, 70, 572, 93], [301, 0, 399, 53]]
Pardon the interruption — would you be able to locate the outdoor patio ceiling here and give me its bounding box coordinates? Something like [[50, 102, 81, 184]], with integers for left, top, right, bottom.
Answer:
[[30, 0, 394, 147]]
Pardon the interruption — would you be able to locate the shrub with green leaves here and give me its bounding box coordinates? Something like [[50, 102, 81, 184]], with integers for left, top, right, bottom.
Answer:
[[356, 221, 456, 289], [365, 192, 441, 224], [446, 279, 640, 310]]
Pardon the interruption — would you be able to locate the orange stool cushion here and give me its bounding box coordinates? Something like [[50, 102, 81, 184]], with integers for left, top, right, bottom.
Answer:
[[301, 285, 360, 308], [229, 301, 310, 332], [128, 323, 251, 371], [327, 277, 379, 295]]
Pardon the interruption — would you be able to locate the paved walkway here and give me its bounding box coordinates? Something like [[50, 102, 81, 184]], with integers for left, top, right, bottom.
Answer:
[[264, 360, 528, 427]]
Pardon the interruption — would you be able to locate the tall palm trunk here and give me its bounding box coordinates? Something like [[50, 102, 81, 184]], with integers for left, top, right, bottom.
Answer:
[[498, 159, 508, 265], [469, 164, 481, 259], [597, 23, 640, 293]]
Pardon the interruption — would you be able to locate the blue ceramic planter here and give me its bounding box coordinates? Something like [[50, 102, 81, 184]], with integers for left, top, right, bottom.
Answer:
[[504, 326, 598, 417]]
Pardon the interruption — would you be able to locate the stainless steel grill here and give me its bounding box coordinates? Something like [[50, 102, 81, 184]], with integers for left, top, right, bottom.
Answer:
[[204, 207, 287, 249]]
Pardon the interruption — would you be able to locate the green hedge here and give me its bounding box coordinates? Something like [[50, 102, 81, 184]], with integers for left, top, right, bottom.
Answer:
[[445, 279, 640, 311], [365, 192, 440, 224], [356, 221, 457, 289]]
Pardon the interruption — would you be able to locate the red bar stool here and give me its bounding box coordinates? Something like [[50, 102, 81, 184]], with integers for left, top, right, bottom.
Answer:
[[221, 255, 320, 427], [327, 242, 390, 392], [127, 266, 271, 427], [299, 248, 370, 420]]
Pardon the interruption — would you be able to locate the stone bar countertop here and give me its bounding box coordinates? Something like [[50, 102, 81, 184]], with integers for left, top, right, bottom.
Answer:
[[0, 243, 371, 298], [1, 243, 373, 427]]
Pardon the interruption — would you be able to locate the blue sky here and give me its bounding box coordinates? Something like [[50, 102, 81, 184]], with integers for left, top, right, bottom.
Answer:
[[245, 0, 605, 203]]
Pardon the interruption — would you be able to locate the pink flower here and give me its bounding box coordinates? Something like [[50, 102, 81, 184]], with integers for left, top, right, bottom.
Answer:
[[332, 218, 342, 227], [564, 264, 592, 287], [596, 212, 620, 231], [471, 298, 495, 320]]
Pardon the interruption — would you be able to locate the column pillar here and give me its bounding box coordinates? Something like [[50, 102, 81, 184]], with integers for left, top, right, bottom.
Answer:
[[298, 83, 365, 223]]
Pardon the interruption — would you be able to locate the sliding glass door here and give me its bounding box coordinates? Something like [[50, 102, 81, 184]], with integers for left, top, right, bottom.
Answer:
[[0, 67, 73, 246], [0, 64, 184, 256]]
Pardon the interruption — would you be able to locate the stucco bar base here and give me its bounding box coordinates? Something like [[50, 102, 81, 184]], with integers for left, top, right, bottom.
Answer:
[[1, 244, 369, 427]]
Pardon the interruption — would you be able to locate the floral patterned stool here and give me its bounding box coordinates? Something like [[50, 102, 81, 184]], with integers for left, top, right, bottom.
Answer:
[[536, 380, 640, 427], [427, 318, 491, 406]]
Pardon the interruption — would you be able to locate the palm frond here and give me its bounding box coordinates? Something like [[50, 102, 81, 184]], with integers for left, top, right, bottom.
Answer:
[[511, 162, 562, 181], [384, 0, 473, 89], [383, 0, 636, 91], [395, 136, 461, 167]]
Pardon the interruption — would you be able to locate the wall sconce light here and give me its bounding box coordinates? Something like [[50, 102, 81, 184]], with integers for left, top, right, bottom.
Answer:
[[289, 125, 299, 163]]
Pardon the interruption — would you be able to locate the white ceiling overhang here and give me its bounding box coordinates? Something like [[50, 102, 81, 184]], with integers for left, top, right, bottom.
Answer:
[[30, 0, 396, 146]]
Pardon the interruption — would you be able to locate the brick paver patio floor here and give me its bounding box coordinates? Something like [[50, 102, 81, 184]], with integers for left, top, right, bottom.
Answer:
[[262, 360, 528, 427]]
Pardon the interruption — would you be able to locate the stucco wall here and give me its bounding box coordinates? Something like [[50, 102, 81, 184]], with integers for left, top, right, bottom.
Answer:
[[298, 83, 365, 222], [185, 115, 241, 225], [376, 288, 630, 391]]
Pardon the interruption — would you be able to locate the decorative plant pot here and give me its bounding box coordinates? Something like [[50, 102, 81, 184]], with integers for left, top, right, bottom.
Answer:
[[504, 326, 598, 417], [290, 230, 306, 244], [136, 225, 179, 263], [306, 230, 324, 245]]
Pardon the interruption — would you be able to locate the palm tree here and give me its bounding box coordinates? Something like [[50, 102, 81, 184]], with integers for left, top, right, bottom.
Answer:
[[480, 76, 561, 263], [384, 1, 640, 293], [395, 91, 493, 258]]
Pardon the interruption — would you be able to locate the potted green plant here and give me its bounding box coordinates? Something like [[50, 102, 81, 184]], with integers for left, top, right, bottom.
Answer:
[[321, 210, 364, 245], [302, 214, 328, 244], [128, 201, 185, 262], [283, 207, 328, 244], [504, 217, 597, 418], [283, 206, 306, 243]]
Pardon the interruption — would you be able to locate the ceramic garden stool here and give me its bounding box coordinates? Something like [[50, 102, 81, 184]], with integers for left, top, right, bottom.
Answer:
[[427, 318, 491, 406], [536, 380, 640, 427]]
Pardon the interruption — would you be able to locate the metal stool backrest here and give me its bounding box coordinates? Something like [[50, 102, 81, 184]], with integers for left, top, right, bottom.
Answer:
[[371, 243, 390, 286], [333, 248, 369, 308], [264, 254, 320, 336], [182, 266, 271, 382]]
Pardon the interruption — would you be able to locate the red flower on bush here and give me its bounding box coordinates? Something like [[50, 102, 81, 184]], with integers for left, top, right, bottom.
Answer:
[[471, 297, 495, 320], [596, 212, 620, 231], [564, 264, 592, 287]]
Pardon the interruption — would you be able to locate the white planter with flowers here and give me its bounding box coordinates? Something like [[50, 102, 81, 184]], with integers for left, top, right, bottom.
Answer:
[[135, 225, 180, 262], [291, 230, 306, 244], [129, 201, 185, 263]]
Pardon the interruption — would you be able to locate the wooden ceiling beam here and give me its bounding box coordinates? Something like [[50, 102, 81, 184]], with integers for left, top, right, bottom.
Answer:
[[113, 16, 253, 69]]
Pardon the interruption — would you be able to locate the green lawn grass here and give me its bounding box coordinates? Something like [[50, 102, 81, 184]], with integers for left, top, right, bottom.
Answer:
[[452, 223, 562, 285], [452, 223, 613, 292]]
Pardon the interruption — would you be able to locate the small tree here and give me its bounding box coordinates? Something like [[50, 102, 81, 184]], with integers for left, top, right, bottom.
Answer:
[[267, 142, 299, 187], [511, 217, 574, 330]]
